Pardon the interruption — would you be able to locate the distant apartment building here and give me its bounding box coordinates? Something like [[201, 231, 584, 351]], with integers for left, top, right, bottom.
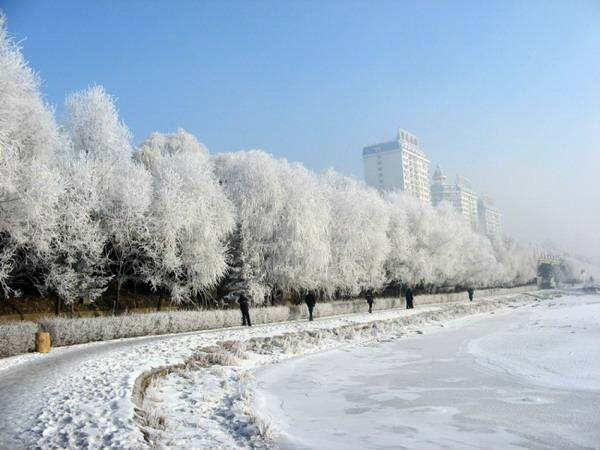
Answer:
[[362, 129, 431, 202], [478, 196, 502, 237], [431, 166, 479, 230]]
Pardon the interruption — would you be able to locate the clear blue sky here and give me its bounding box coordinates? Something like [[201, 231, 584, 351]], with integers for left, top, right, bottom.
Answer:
[[2, 0, 600, 259]]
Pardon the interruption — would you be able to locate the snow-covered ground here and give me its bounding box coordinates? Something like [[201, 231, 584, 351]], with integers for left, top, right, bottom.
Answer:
[[139, 291, 561, 450], [0, 297, 470, 449], [255, 294, 600, 450], [0, 290, 570, 450]]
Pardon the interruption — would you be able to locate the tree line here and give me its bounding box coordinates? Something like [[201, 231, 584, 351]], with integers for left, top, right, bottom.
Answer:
[[0, 15, 539, 309]]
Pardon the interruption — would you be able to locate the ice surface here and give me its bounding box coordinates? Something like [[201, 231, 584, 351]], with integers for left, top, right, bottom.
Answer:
[[468, 299, 600, 391], [255, 295, 600, 450]]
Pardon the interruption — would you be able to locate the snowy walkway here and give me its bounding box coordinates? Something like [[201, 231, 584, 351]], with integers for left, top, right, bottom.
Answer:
[[0, 300, 454, 449], [255, 294, 600, 450]]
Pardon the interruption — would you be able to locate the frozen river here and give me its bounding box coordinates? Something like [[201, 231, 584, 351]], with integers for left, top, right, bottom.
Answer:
[[255, 295, 600, 450]]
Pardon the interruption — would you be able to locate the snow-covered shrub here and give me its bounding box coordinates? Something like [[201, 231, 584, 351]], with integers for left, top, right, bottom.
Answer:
[[38, 317, 93, 347], [312, 296, 401, 318], [286, 296, 400, 320], [0, 321, 38, 356], [315, 301, 355, 318], [38, 305, 290, 347], [250, 306, 289, 325]]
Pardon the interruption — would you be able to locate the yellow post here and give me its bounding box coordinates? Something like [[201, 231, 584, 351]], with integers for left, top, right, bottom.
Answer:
[[35, 331, 51, 353]]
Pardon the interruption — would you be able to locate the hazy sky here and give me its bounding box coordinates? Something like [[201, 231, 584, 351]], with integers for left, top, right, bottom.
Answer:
[[3, 0, 599, 260]]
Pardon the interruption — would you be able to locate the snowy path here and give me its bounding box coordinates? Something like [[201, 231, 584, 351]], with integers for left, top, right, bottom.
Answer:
[[255, 295, 600, 450], [0, 301, 450, 449]]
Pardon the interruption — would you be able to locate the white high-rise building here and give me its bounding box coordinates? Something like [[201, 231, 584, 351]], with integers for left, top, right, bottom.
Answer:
[[431, 166, 479, 230], [362, 129, 431, 202], [478, 196, 502, 237]]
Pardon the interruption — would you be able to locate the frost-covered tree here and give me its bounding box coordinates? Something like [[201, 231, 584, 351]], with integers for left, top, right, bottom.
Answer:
[[214, 151, 330, 303], [384, 192, 416, 286], [0, 14, 62, 297], [386, 193, 502, 288], [277, 159, 330, 293], [137, 129, 234, 303], [416, 201, 465, 286], [443, 206, 497, 287], [136, 128, 209, 168], [321, 170, 389, 295], [426, 203, 504, 288], [45, 155, 110, 304], [560, 254, 600, 283], [62, 86, 152, 309], [489, 236, 536, 286], [385, 193, 436, 286]]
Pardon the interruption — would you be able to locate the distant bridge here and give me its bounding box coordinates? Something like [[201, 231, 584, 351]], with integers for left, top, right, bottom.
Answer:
[[536, 253, 564, 289], [537, 255, 563, 266]]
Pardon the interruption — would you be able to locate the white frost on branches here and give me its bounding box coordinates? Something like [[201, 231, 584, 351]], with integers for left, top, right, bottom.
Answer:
[[0, 14, 62, 296], [46, 155, 109, 303], [137, 130, 234, 303], [385, 192, 536, 288], [322, 170, 389, 295], [53, 85, 153, 304], [214, 151, 330, 302]]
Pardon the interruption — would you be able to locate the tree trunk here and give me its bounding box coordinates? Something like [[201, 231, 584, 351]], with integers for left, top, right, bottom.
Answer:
[[55, 297, 61, 316], [113, 278, 122, 315], [157, 290, 163, 311], [8, 298, 25, 321], [270, 286, 279, 306]]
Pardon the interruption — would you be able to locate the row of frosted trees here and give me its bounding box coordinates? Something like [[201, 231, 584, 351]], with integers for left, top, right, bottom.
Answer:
[[0, 16, 537, 308]]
